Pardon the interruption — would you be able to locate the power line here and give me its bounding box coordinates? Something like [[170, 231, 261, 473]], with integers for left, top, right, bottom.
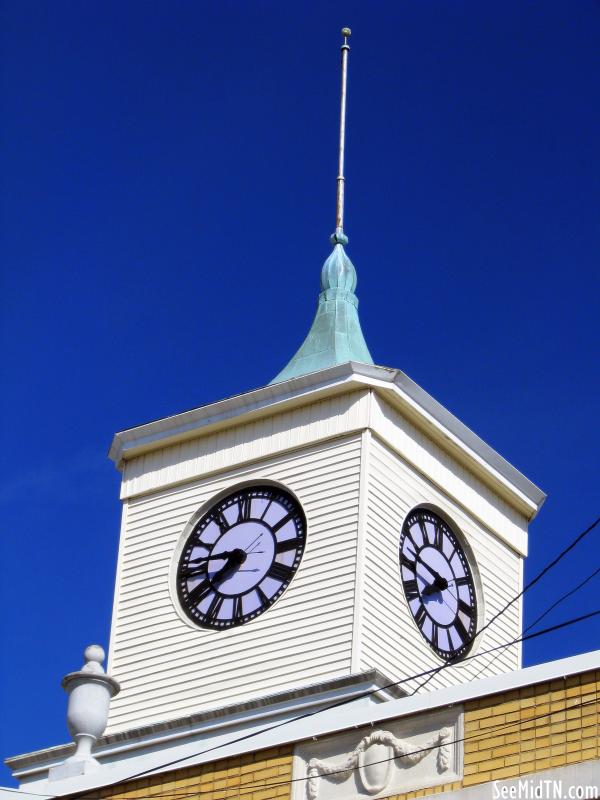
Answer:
[[27, 515, 599, 800], [53, 606, 599, 800], [71, 692, 599, 800], [468, 563, 600, 685], [406, 515, 600, 696], [113, 514, 598, 788], [469, 513, 599, 646]]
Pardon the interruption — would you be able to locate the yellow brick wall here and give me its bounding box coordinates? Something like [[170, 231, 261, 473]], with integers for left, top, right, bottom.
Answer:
[[386, 668, 599, 800], [93, 746, 293, 800], [91, 670, 599, 800]]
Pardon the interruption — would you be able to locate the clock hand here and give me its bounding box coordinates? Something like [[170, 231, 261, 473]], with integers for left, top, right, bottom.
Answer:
[[416, 554, 449, 593], [445, 583, 458, 601], [245, 533, 264, 553], [189, 551, 239, 565], [415, 554, 443, 583], [187, 555, 211, 564], [211, 548, 247, 584]]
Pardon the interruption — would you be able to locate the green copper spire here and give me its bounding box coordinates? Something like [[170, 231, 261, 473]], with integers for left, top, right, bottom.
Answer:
[[270, 28, 373, 385]]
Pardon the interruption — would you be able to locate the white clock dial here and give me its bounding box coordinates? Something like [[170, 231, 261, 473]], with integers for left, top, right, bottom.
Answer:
[[399, 509, 477, 661]]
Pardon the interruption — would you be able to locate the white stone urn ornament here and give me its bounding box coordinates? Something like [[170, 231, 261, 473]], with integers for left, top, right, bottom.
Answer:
[[49, 645, 120, 780]]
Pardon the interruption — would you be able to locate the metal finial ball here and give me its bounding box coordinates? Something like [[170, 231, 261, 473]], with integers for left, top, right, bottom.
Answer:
[[341, 27, 351, 38]]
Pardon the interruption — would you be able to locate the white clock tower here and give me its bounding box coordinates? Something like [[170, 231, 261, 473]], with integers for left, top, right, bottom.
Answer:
[[103, 29, 544, 737]]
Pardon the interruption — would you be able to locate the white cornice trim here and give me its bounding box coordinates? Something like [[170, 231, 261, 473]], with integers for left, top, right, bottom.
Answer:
[[8, 651, 598, 797], [109, 363, 545, 519]]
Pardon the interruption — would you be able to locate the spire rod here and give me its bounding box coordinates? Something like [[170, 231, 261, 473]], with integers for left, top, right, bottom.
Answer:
[[335, 27, 351, 239]]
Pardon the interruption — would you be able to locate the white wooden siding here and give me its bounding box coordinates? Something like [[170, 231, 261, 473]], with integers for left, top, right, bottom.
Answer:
[[359, 435, 522, 693], [120, 391, 371, 499], [370, 393, 528, 553], [107, 386, 529, 735], [106, 434, 363, 734]]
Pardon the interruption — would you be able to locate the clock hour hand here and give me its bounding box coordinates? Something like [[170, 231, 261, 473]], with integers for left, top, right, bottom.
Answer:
[[210, 548, 247, 585], [188, 551, 236, 565], [416, 555, 449, 595], [422, 581, 445, 597], [187, 555, 210, 564]]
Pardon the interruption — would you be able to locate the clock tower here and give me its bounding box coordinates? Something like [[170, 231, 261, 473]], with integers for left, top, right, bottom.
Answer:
[[103, 29, 544, 736]]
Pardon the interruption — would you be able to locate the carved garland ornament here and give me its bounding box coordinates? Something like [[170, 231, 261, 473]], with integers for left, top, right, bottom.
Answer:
[[306, 726, 452, 799]]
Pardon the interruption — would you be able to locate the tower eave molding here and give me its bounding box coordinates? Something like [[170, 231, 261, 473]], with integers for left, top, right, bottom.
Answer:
[[109, 361, 545, 524]]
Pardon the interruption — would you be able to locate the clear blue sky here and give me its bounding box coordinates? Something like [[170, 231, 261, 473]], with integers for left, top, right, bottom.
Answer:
[[1, 1, 599, 784]]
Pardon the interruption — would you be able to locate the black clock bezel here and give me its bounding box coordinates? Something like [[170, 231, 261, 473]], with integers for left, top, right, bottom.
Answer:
[[175, 484, 306, 631], [399, 507, 478, 662]]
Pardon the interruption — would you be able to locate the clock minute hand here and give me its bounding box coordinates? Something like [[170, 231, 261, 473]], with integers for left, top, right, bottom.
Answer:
[[211, 558, 237, 585], [415, 554, 441, 582]]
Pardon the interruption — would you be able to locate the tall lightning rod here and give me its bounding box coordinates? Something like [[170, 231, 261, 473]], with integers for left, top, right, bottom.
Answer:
[[334, 27, 351, 241]]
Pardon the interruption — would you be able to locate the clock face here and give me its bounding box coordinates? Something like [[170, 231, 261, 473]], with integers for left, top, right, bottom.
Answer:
[[399, 509, 477, 661], [176, 485, 306, 630]]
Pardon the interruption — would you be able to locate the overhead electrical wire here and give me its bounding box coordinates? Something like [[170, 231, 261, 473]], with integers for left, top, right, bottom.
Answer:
[[69, 691, 599, 800], [408, 515, 600, 696], [160, 697, 600, 799], [24, 514, 599, 800], [467, 563, 600, 685], [98, 514, 599, 788], [46, 606, 598, 800]]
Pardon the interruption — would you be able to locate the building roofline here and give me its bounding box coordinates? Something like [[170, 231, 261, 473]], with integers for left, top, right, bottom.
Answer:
[[7, 650, 598, 797], [109, 362, 545, 519]]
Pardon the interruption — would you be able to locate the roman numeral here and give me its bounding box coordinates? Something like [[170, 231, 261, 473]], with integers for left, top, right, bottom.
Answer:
[[275, 538, 298, 554], [418, 517, 430, 544], [404, 530, 418, 554], [271, 513, 293, 534], [432, 623, 439, 650], [401, 552, 416, 573], [187, 579, 213, 607], [458, 599, 474, 618], [237, 495, 252, 522], [453, 616, 469, 643], [256, 585, 269, 606], [434, 524, 443, 549], [260, 499, 273, 520], [233, 595, 244, 623], [414, 603, 427, 629], [404, 578, 420, 601], [455, 576, 470, 587], [213, 509, 230, 535], [205, 593, 224, 621], [267, 561, 294, 582]]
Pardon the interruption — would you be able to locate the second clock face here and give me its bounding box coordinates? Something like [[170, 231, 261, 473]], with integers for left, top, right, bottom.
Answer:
[[399, 508, 477, 661], [176, 485, 306, 630]]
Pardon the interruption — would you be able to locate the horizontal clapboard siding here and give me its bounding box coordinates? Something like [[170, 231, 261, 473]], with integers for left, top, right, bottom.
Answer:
[[371, 394, 528, 553], [106, 434, 363, 734], [359, 435, 522, 692], [120, 390, 371, 499]]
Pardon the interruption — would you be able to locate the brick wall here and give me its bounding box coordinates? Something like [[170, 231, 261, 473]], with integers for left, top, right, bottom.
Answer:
[[94, 746, 294, 800], [91, 669, 599, 800], [388, 668, 599, 800]]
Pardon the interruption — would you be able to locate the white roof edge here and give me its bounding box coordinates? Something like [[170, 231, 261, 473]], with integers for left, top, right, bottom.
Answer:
[[108, 362, 545, 516], [374, 648, 600, 726], [108, 362, 361, 464], [387, 368, 546, 514], [8, 651, 598, 797]]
